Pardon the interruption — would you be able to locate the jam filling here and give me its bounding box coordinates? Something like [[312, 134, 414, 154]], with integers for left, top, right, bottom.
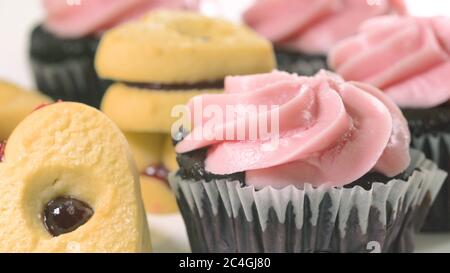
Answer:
[[33, 100, 63, 112], [123, 80, 224, 91], [143, 164, 170, 186], [43, 196, 94, 237], [0, 140, 5, 162]]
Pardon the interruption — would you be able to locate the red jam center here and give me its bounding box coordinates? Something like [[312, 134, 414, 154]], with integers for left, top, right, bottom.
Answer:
[[143, 164, 170, 183], [0, 141, 5, 162]]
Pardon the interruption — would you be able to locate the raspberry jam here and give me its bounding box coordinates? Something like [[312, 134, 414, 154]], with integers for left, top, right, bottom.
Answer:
[[0, 141, 6, 162], [143, 164, 170, 183], [42, 196, 94, 237]]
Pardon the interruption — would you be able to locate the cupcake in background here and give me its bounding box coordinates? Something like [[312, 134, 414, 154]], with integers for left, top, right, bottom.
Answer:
[[0, 80, 52, 141], [170, 70, 446, 253], [30, 0, 197, 108], [243, 0, 407, 75], [328, 15, 450, 232], [96, 10, 275, 215]]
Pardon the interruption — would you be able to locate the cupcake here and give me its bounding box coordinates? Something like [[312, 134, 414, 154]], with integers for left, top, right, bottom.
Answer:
[[0, 102, 150, 252], [30, 0, 195, 107], [243, 0, 407, 76], [96, 10, 275, 215], [170, 70, 446, 253], [0, 80, 52, 141], [328, 15, 450, 232]]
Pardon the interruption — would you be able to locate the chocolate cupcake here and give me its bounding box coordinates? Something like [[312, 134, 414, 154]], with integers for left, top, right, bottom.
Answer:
[[329, 15, 450, 231], [170, 70, 446, 253], [29, 0, 195, 107], [243, 0, 407, 76]]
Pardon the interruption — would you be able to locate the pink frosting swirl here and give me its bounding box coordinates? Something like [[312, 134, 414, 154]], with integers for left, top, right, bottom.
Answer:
[[243, 0, 407, 54], [43, 0, 198, 38], [176, 70, 411, 188], [329, 16, 450, 109]]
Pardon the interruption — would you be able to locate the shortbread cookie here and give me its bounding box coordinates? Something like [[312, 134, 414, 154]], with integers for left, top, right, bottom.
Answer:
[[0, 102, 151, 252], [0, 80, 51, 140], [101, 83, 218, 133], [124, 132, 178, 214], [96, 10, 275, 83]]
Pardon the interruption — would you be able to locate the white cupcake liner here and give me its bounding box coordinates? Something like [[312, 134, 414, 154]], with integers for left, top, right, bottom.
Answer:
[[411, 132, 450, 231], [170, 149, 446, 253]]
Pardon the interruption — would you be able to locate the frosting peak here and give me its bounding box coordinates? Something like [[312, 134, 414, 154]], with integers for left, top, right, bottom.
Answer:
[[176, 70, 411, 188], [43, 0, 198, 38], [329, 16, 450, 109], [243, 0, 407, 54]]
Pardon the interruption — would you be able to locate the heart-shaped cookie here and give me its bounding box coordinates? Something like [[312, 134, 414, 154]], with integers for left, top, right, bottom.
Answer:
[[0, 102, 151, 252]]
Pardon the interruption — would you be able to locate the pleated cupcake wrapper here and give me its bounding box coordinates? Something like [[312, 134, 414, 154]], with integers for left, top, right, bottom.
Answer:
[[170, 149, 446, 253], [31, 57, 111, 108], [410, 132, 450, 231], [275, 49, 328, 76]]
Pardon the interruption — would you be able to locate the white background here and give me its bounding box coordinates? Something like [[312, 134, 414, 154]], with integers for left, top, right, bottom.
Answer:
[[1, 0, 450, 253], [1, 0, 450, 88]]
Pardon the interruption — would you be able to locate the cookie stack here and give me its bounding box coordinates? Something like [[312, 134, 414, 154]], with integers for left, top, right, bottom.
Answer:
[[95, 11, 275, 214], [0, 80, 52, 141]]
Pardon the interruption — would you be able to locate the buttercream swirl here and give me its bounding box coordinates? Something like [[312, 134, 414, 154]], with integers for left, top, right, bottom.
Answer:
[[329, 15, 450, 109], [176, 70, 411, 188], [243, 0, 407, 54]]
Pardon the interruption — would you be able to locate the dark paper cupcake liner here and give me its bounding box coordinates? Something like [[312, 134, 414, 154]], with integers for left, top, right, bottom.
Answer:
[[30, 58, 111, 108], [30, 25, 111, 108], [170, 149, 446, 253], [411, 132, 450, 231], [275, 49, 328, 76]]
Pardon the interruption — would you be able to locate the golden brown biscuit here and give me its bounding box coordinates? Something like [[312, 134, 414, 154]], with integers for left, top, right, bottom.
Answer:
[[96, 11, 275, 83], [124, 132, 178, 214], [101, 83, 218, 133], [162, 135, 178, 171], [0, 102, 151, 252], [140, 175, 178, 214], [124, 132, 165, 171]]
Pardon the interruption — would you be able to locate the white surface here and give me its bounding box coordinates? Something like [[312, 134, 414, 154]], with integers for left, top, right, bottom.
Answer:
[[148, 213, 450, 253], [1, 0, 450, 253], [147, 214, 191, 253]]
